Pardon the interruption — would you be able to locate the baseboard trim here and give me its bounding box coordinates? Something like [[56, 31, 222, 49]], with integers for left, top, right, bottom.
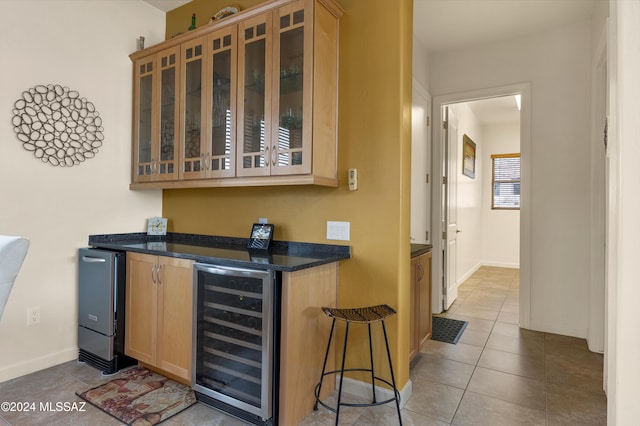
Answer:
[[526, 320, 587, 340], [481, 261, 520, 269], [334, 375, 412, 409], [457, 262, 482, 285], [0, 347, 77, 384]]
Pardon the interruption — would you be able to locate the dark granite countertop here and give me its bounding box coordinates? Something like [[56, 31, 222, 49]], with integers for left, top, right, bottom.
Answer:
[[411, 243, 432, 258], [88, 232, 350, 272]]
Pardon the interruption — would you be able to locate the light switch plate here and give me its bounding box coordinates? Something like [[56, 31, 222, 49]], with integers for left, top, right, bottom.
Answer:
[[348, 168, 358, 191], [327, 221, 350, 241]]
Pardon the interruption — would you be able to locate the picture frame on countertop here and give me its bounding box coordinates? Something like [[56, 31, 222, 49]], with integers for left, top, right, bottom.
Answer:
[[247, 223, 274, 250]]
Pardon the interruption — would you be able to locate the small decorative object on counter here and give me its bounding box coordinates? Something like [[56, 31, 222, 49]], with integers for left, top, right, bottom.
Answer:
[[188, 13, 196, 30], [248, 223, 274, 250], [147, 217, 168, 236]]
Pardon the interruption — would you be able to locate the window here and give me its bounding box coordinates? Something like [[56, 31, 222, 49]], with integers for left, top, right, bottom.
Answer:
[[491, 153, 520, 209]]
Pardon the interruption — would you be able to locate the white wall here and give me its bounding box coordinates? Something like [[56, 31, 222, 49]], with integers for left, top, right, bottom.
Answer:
[[411, 82, 431, 244], [430, 20, 592, 337], [481, 122, 520, 268], [412, 35, 430, 93], [0, 1, 165, 382], [449, 104, 483, 281], [411, 35, 432, 244]]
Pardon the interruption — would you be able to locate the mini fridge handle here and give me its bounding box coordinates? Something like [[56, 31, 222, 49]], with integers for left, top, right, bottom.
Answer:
[[82, 256, 107, 263]]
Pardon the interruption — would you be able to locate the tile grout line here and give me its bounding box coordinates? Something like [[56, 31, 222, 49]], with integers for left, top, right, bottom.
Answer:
[[448, 278, 502, 426]]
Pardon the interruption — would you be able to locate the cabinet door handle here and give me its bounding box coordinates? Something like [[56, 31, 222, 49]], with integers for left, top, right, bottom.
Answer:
[[264, 147, 269, 167], [151, 264, 157, 284], [158, 264, 163, 285], [271, 145, 277, 166]]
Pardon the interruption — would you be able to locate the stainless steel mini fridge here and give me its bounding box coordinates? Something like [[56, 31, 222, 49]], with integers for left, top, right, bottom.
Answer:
[[77, 248, 134, 374]]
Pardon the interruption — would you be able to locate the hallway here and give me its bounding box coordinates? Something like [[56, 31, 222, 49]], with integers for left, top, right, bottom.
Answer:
[[409, 266, 606, 425]]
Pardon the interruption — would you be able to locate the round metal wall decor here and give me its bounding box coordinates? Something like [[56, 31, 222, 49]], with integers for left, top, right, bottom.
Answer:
[[11, 84, 104, 167]]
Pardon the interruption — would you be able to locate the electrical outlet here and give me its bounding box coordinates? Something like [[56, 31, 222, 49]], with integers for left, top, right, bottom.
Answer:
[[27, 307, 40, 326]]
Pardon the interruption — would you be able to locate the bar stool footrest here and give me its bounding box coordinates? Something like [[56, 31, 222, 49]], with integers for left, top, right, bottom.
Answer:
[[313, 368, 401, 413]]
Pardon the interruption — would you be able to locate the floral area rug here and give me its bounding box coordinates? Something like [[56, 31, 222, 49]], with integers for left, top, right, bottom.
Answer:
[[76, 366, 196, 425]]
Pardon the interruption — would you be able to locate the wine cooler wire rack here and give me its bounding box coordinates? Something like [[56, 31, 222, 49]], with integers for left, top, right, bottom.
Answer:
[[196, 272, 269, 411]]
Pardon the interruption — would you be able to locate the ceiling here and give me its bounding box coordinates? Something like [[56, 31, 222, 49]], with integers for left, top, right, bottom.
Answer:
[[143, 0, 189, 12], [462, 95, 520, 126], [143, 0, 599, 126], [413, 0, 598, 54], [144, 0, 599, 39], [414, 0, 598, 126]]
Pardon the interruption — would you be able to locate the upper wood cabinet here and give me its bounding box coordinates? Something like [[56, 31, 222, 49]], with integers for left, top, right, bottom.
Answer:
[[130, 0, 342, 189]]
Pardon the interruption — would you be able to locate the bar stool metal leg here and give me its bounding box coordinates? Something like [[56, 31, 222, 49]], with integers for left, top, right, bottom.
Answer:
[[381, 319, 403, 425], [335, 321, 350, 426], [314, 318, 337, 411], [367, 323, 376, 404]]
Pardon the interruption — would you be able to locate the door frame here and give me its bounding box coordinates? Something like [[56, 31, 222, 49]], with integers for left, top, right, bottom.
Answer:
[[431, 83, 532, 328], [442, 105, 459, 309]]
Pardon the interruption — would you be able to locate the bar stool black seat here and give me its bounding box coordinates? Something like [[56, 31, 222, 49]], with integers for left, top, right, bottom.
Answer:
[[313, 304, 402, 425]]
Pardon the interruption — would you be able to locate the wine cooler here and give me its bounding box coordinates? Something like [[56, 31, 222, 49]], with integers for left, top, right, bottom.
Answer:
[[192, 263, 278, 425]]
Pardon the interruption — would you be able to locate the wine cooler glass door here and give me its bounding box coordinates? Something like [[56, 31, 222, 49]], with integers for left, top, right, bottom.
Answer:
[[193, 264, 273, 420]]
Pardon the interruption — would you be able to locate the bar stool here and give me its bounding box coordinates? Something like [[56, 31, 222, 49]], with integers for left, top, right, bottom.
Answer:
[[313, 304, 402, 425]]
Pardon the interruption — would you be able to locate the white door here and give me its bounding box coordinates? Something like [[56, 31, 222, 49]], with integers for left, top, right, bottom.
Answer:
[[411, 82, 431, 244], [443, 106, 459, 309]]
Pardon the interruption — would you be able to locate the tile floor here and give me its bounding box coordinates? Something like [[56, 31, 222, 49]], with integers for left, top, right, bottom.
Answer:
[[0, 267, 606, 425]]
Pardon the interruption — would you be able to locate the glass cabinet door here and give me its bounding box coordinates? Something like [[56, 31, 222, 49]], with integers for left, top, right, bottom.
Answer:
[[206, 26, 237, 178], [237, 14, 272, 177], [157, 48, 180, 179], [133, 47, 180, 182], [133, 56, 155, 181], [182, 38, 206, 179], [272, 0, 312, 175]]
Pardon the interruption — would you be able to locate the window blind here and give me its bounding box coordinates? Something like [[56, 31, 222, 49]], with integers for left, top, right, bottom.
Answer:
[[491, 153, 520, 209]]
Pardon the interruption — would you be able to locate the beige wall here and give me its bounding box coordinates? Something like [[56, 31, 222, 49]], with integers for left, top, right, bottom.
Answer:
[[0, 1, 165, 382], [164, 0, 414, 386], [481, 122, 521, 268]]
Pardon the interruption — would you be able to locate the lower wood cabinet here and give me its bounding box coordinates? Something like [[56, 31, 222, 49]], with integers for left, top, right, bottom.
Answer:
[[279, 263, 337, 425], [410, 251, 432, 361], [125, 252, 194, 383]]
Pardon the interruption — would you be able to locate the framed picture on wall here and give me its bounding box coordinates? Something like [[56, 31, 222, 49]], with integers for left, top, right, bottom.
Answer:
[[462, 134, 476, 178]]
